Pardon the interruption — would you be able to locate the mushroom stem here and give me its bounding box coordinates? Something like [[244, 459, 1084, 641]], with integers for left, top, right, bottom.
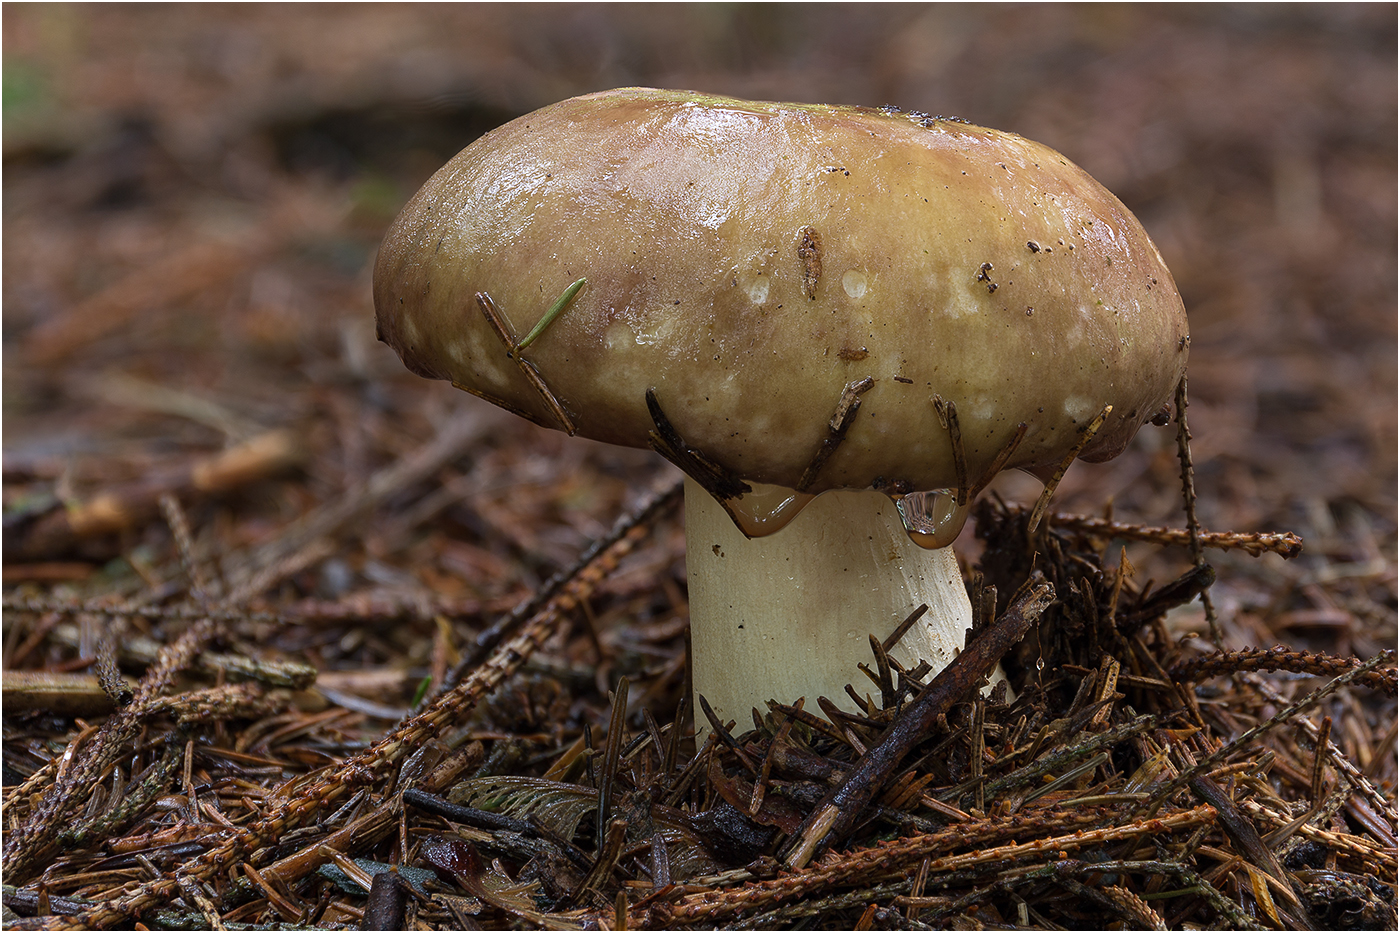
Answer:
[[684, 477, 978, 734]]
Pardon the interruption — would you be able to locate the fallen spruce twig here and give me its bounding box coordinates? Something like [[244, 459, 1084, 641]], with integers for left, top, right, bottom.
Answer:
[[2, 618, 217, 882], [1048, 513, 1304, 559], [1173, 375, 1223, 646], [22, 486, 671, 931], [977, 712, 1165, 803], [1140, 651, 1394, 817], [447, 476, 684, 687], [1, 592, 280, 624], [782, 578, 1055, 869], [1013, 859, 1262, 931], [634, 804, 1216, 927], [1239, 798, 1397, 874], [1242, 672, 1398, 826], [1170, 646, 1396, 696]]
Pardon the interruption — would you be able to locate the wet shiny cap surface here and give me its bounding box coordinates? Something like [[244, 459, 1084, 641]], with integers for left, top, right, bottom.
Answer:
[[374, 87, 1189, 502]]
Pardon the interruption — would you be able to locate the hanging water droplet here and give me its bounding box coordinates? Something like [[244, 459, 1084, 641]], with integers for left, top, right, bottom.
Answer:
[[1036, 656, 1045, 672], [895, 489, 970, 550], [726, 482, 815, 538]]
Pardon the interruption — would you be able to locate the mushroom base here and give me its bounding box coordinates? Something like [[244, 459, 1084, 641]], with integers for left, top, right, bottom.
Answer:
[[685, 478, 991, 735]]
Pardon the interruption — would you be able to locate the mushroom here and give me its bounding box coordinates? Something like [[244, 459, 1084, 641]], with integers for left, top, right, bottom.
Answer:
[[373, 88, 1188, 732]]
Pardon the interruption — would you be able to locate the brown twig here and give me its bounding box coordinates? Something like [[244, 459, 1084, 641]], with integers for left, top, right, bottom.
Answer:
[[931, 395, 969, 505], [977, 713, 1163, 803], [1171, 647, 1397, 696], [475, 290, 577, 435], [1048, 512, 1305, 559], [29, 239, 263, 366], [969, 422, 1028, 499], [1142, 651, 1393, 816], [1027, 405, 1110, 533], [449, 477, 683, 682], [596, 678, 629, 852], [1187, 774, 1311, 926], [1240, 798, 1397, 874], [1, 593, 280, 624], [32, 491, 663, 930], [797, 377, 874, 492], [881, 604, 929, 655], [2, 617, 217, 882], [645, 389, 749, 503], [783, 579, 1055, 868], [1241, 673, 1398, 826], [646, 804, 1215, 926], [41, 621, 316, 689], [1173, 376, 1223, 645], [159, 493, 210, 602], [1117, 563, 1216, 632]]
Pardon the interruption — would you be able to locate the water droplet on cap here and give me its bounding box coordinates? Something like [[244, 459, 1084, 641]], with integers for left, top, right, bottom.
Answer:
[[726, 482, 815, 537], [894, 489, 970, 549]]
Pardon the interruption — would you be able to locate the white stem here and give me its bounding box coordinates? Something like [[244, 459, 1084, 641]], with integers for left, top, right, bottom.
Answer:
[[684, 477, 981, 734]]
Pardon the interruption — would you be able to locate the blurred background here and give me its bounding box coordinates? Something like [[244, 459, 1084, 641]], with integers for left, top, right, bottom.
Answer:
[[4, 5, 1395, 659]]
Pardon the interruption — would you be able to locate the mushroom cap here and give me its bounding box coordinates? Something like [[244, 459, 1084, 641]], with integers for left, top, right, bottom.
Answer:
[[375, 87, 1188, 494]]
